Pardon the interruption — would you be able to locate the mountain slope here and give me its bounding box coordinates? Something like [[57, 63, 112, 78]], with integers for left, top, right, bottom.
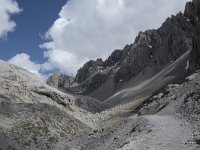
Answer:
[[0, 60, 103, 149], [67, 70, 200, 150], [47, 0, 200, 109], [2, 0, 200, 149]]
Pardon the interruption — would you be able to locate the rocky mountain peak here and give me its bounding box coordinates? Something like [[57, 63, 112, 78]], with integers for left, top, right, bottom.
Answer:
[[134, 31, 151, 45], [103, 49, 123, 67], [74, 58, 104, 83], [184, 0, 200, 23]]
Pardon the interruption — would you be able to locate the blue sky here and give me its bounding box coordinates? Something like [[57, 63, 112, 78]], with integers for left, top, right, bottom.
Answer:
[[0, 0, 67, 63], [0, 0, 189, 80]]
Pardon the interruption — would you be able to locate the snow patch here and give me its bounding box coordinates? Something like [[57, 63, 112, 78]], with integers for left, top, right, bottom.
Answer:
[[147, 43, 152, 48], [77, 91, 83, 94], [186, 18, 190, 22], [185, 60, 189, 70], [186, 73, 198, 81], [97, 66, 104, 69]]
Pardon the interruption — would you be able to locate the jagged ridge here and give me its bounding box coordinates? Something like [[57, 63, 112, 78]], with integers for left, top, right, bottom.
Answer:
[[47, 0, 200, 106]]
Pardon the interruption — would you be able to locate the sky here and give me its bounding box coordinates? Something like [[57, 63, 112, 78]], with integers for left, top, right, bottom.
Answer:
[[0, 0, 189, 80]]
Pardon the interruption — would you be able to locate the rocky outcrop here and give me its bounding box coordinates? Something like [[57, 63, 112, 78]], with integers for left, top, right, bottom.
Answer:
[[184, 0, 200, 65], [114, 10, 195, 83], [51, 54, 121, 95], [46, 72, 74, 89], [103, 49, 123, 67], [74, 58, 104, 83]]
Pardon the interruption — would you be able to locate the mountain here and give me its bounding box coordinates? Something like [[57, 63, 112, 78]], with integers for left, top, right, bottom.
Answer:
[[0, 60, 105, 149], [47, 0, 200, 107], [1, 0, 200, 149]]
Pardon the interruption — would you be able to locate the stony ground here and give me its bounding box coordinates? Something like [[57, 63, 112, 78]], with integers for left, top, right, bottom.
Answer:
[[0, 60, 97, 150], [0, 62, 200, 150], [66, 71, 200, 150]]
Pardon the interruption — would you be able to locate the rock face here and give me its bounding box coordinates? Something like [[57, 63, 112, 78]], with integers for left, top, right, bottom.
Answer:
[[103, 49, 123, 67], [74, 58, 104, 83], [46, 72, 74, 89], [114, 3, 200, 83], [47, 0, 200, 104]]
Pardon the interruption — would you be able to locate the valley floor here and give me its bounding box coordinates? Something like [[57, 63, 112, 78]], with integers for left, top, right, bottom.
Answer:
[[0, 61, 200, 150], [119, 115, 195, 150], [67, 72, 200, 150]]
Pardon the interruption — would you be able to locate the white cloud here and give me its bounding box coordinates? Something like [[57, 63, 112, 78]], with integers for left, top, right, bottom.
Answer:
[[0, 0, 21, 38], [41, 0, 189, 75], [8, 53, 46, 80], [42, 49, 88, 75]]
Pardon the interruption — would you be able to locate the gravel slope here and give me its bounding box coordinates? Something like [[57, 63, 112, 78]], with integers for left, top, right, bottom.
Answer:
[[118, 115, 194, 150], [67, 70, 200, 150]]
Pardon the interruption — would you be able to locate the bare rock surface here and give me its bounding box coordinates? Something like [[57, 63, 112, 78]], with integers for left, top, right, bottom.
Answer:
[[0, 60, 103, 150], [46, 72, 74, 89]]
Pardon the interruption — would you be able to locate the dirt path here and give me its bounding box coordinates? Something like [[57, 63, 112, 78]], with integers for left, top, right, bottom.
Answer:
[[118, 115, 195, 150]]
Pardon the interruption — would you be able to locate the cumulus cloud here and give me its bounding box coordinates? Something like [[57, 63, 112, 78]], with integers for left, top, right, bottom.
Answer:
[[41, 44, 88, 75], [41, 0, 189, 75], [0, 0, 21, 38], [8, 53, 46, 80]]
